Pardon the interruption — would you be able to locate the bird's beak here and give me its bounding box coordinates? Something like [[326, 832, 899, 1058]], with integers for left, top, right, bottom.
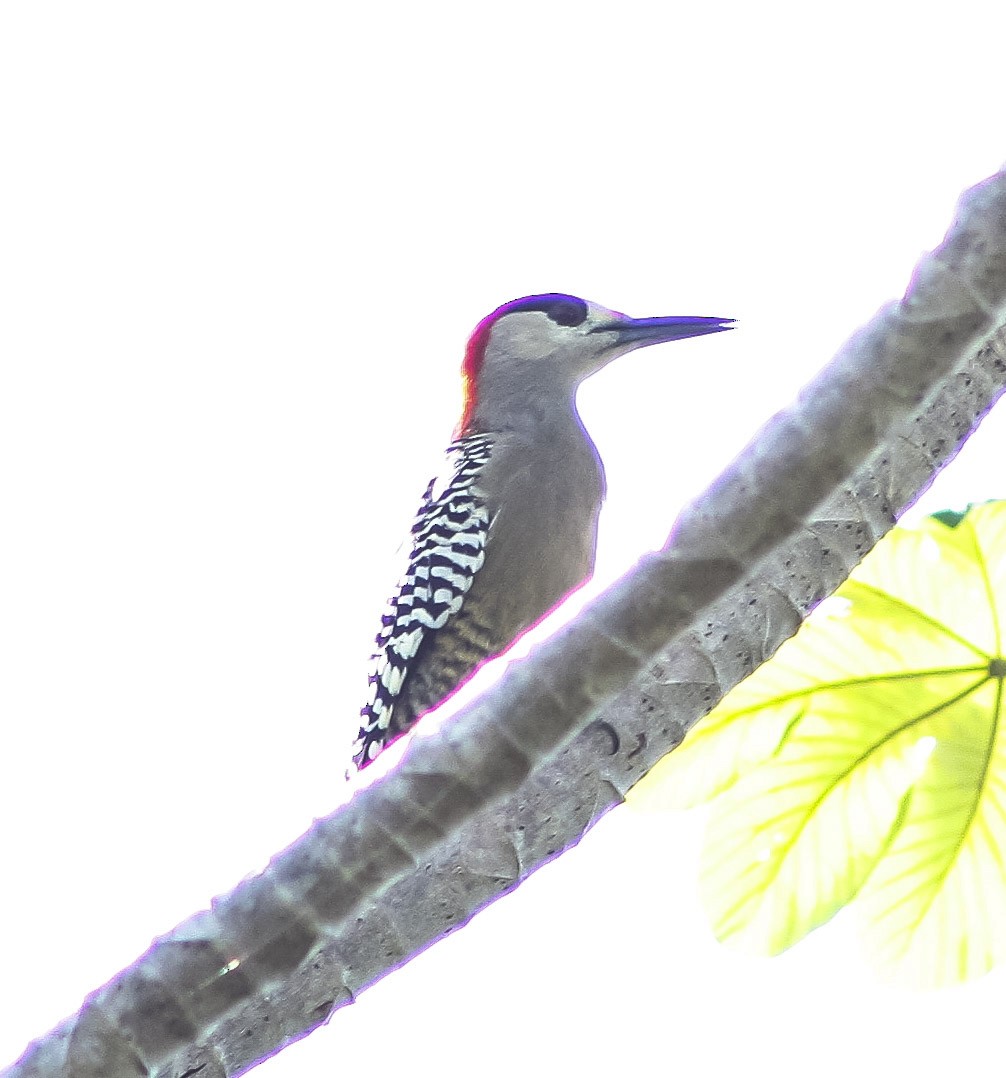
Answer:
[[591, 315, 735, 347]]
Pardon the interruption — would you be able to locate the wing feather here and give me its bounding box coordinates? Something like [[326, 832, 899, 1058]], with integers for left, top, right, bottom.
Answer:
[[352, 434, 493, 767]]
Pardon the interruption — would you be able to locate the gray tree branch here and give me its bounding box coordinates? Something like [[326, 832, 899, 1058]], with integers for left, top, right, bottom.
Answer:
[[7, 168, 1006, 1078]]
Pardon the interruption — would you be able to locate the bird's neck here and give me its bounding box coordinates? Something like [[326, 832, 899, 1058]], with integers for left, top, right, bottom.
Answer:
[[460, 364, 584, 440]]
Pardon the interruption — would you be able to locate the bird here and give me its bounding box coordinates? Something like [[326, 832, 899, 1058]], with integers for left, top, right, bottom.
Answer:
[[352, 293, 733, 769]]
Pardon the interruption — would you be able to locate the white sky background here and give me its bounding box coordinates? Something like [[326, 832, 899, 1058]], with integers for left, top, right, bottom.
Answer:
[[2, 3, 1005, 1076]]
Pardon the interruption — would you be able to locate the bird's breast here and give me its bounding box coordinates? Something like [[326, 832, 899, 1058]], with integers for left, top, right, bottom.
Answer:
[[468, 426, 604, 638]]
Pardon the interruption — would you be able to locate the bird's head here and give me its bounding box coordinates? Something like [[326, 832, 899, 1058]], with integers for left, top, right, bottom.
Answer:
[[457, 293, 733, 435]]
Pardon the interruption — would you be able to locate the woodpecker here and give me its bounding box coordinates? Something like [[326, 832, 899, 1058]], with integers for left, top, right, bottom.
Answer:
[[353, 294, 733, 769]]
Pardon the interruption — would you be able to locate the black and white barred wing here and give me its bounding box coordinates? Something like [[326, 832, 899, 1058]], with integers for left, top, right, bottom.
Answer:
[[353, 434, 493, 768]]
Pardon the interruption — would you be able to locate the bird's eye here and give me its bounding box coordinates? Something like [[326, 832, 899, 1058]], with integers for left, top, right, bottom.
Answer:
[[497, 293, 589, 328], [543, 299, 588, 327]]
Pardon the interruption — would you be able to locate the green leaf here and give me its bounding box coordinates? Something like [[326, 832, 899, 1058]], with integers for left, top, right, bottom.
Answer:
[[629, 501, 1006, 986]]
